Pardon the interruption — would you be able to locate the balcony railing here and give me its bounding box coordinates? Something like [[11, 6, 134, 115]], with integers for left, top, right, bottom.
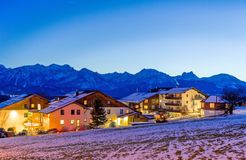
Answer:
[[192, 95, 204, 100], [165, 103, 182, 106], [160, 106, 184, 113], [165, 96, 182, 100]]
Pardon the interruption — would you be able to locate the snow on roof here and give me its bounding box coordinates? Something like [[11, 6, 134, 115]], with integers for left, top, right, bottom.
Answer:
[[120, 88, 194, 103], [120, 92, 158, 103], [41, 91, 95, 114], [204, 96, 227, 103], [164, 87, 192, 94], [0, 94, 30, 109]]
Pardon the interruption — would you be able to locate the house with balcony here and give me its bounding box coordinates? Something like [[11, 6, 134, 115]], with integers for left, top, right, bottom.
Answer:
[[41, 90, 140, 131], [0, 94, 49, 133], [121, 87, 207, 119], [120, 92, 160, 115], [158, 87, 207, 118], [201, 96, 228, 117]]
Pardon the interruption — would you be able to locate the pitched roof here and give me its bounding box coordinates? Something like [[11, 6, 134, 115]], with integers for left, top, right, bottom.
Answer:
[[204, 96, 227, 103], [120, 87, 195, 103], [40, 91, 95, 114], [120, 92, 158, 103], [0, 94, 31, 109], [164, 87, 191, 94]]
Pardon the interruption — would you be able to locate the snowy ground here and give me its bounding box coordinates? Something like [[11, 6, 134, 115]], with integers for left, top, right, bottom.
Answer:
[[0, 107, 246, 160]]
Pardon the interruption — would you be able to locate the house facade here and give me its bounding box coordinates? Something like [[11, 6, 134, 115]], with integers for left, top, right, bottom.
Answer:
[[201, 96, 228, 117], [120, 92, 160, 115], [159, 88, 207, 118], [41, 90, 136, 131], [41, 102, 91, 132], [74, 91, 134, 128], [0, 94, 49, 133], [121, 87, 207, 119]]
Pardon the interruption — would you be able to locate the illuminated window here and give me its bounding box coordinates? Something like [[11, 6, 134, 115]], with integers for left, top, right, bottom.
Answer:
[[144, 105, 148, 110], [144, 99, 148, 103], [126, 110, 129, 114], [210, 103, 215, 109], [135, 105, 139, 109], [76, 120, 80, 127], [107, 101, 111, 104], [60, 120, 64, 125], [84, 100, 88, 105], [70, 120, 75, 125], [31, 104, 35, 109], [37, 104, 41, 110]]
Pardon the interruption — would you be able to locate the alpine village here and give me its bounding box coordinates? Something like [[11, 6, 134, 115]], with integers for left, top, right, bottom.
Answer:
[[0, 84, 241, 138]]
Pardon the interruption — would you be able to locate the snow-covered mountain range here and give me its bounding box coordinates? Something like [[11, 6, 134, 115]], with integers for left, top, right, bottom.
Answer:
[[0, 64, 246, 98]]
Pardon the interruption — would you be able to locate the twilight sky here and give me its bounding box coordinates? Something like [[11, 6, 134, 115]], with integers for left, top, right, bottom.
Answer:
[[1, 0, 246, 80]]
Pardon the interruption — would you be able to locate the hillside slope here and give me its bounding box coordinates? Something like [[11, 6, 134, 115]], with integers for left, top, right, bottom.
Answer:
[[0, 108, 245, 160]]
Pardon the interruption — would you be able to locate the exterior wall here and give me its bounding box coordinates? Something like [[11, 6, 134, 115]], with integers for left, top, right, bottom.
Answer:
[[0, 110, 27, 132], [201, 109, 225, 117], [160, 88, 206, 117], [105, 107, 131, 127], [77, 92, 127, 109], [75, 91, 133, 127], [125, 95, 160, 115], [140, 95, 159, 114], [181, 89, 206, 113], [201, 102, 227, 117], [202, 102, 227, 110], [43, 103, 91, 131], [0, 95, 48, 133]]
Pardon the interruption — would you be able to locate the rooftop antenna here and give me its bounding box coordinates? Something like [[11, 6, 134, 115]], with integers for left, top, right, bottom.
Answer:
[[75, 89, 79, 96]]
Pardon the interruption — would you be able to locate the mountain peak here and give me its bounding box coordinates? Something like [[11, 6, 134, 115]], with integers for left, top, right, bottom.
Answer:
[[137, 68, 164, 76], [181, 71, 198, 79], [0, 65, 7, 71]]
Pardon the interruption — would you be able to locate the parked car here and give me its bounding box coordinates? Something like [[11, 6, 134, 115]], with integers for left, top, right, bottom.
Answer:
[[0, 128, 8, 138], [16, 130, 28, 136]]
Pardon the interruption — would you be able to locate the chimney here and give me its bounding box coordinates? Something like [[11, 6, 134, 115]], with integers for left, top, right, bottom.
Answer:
[[75, 90, 79, 96]]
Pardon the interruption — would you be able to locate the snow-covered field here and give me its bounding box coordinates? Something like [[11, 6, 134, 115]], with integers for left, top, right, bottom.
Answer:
[[0, 108, 246, 160]]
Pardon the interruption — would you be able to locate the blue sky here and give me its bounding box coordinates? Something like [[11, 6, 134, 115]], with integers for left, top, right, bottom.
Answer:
[[1, 0, 246, 80]]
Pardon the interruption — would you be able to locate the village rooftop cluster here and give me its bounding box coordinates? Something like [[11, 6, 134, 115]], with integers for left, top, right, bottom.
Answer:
[[0, 87, 230, 136]]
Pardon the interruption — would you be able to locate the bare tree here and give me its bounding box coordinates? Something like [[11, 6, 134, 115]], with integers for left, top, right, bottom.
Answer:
[[222, 88, 241, 115]]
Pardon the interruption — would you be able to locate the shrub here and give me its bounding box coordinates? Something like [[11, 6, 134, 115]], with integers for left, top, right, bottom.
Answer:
[[7, 127, 15, 132]]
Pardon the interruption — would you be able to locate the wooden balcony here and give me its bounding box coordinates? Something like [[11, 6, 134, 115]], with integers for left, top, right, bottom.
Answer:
[[165, 103, 182, 106], [160, 107, 184, 113], [165, 96, 182, 100]]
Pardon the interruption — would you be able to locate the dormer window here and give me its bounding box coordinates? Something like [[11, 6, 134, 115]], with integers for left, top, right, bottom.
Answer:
[[84, 100, 87, 105]]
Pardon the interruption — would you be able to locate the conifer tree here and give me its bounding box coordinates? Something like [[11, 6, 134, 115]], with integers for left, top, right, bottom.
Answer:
[[89, 99, 107, 128]]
